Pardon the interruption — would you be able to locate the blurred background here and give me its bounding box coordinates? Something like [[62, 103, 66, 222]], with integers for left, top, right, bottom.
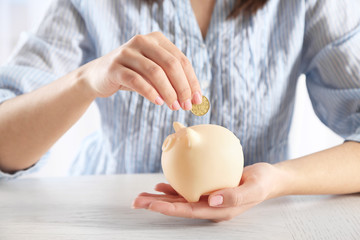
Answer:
[[0, 0, 343, 178]]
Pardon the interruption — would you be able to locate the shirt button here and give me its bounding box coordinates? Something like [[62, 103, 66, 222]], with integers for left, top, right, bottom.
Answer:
[[201, 43, 206, 48]]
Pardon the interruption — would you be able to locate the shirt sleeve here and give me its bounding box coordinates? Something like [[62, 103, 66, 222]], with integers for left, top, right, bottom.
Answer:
[[301, 0, 360, 142], [0, 0, 95, 180]]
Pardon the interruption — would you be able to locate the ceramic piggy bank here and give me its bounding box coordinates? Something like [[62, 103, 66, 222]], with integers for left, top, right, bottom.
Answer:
[[161, 122, 244, 202]]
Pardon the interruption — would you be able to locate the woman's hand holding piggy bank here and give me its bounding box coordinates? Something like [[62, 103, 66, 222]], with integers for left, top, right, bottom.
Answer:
[[133, 122, 288, 222]]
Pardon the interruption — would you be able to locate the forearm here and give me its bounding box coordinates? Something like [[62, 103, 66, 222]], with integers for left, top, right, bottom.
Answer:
[[0, 66, 96, 173], [275, 141, 360, 196]]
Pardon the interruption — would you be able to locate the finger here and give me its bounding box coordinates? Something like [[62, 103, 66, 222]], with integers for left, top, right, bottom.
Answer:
[[148, 200, 235, 221], [138, 41, 192, 110], [154, 183, 179, 195], [116, 66, 164, 105], [137, 192, 183, 200], [118, 85, 133, 91], [132, 195, 153, 209], [149, 32, 202, 104], [138, 192, 209, 202], [117, 49, 178, 109], [208, 181, 264, 208], [132, 194, 186, 209]]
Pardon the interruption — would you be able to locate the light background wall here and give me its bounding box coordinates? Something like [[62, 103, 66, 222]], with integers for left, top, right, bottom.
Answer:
[[0, 0, 343, 178]]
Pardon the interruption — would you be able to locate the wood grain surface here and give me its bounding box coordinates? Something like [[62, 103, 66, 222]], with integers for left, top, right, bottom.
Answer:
[[1, 174, 359, 240]]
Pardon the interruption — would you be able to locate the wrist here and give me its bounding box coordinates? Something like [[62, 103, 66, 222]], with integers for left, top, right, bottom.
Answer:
[[72, 64, 98, 101], [266, 162, 296, 199]]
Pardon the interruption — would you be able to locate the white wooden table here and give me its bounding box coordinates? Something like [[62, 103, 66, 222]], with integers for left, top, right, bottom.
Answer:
[[1, 174, 359, 240]]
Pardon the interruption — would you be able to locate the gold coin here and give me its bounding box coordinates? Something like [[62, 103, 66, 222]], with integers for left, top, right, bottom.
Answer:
[[191, 95, 210, 116]]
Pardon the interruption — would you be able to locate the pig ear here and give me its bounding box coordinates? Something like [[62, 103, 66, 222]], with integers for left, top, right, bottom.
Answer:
[[162, 135, 175, 152], [173, 122, 186, 132], [185, 128, 200, 148]]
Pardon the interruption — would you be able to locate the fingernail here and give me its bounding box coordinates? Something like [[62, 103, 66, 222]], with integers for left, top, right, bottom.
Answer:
[[192, 92, 202, 105], [155, 96, 164, 105], [209, 195, 223, 207], [171, 100, 180, 110], [182, 99, 192, 111]]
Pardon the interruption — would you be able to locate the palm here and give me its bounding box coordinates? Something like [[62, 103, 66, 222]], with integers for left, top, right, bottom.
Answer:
[[133, 162, 278, 222]]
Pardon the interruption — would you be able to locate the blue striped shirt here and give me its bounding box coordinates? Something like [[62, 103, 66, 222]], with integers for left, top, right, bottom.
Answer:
[[1, 0, 360, 179]]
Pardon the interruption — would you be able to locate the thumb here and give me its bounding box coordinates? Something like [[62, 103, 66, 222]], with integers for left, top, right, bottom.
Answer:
[[208, 182, 260, 208]]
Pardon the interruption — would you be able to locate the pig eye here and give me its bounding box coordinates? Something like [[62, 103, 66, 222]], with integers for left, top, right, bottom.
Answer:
[[162, 135, 175, 152]]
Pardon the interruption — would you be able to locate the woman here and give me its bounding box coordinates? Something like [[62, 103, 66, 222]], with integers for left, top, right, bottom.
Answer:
[[0, 0, 359, 221]]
